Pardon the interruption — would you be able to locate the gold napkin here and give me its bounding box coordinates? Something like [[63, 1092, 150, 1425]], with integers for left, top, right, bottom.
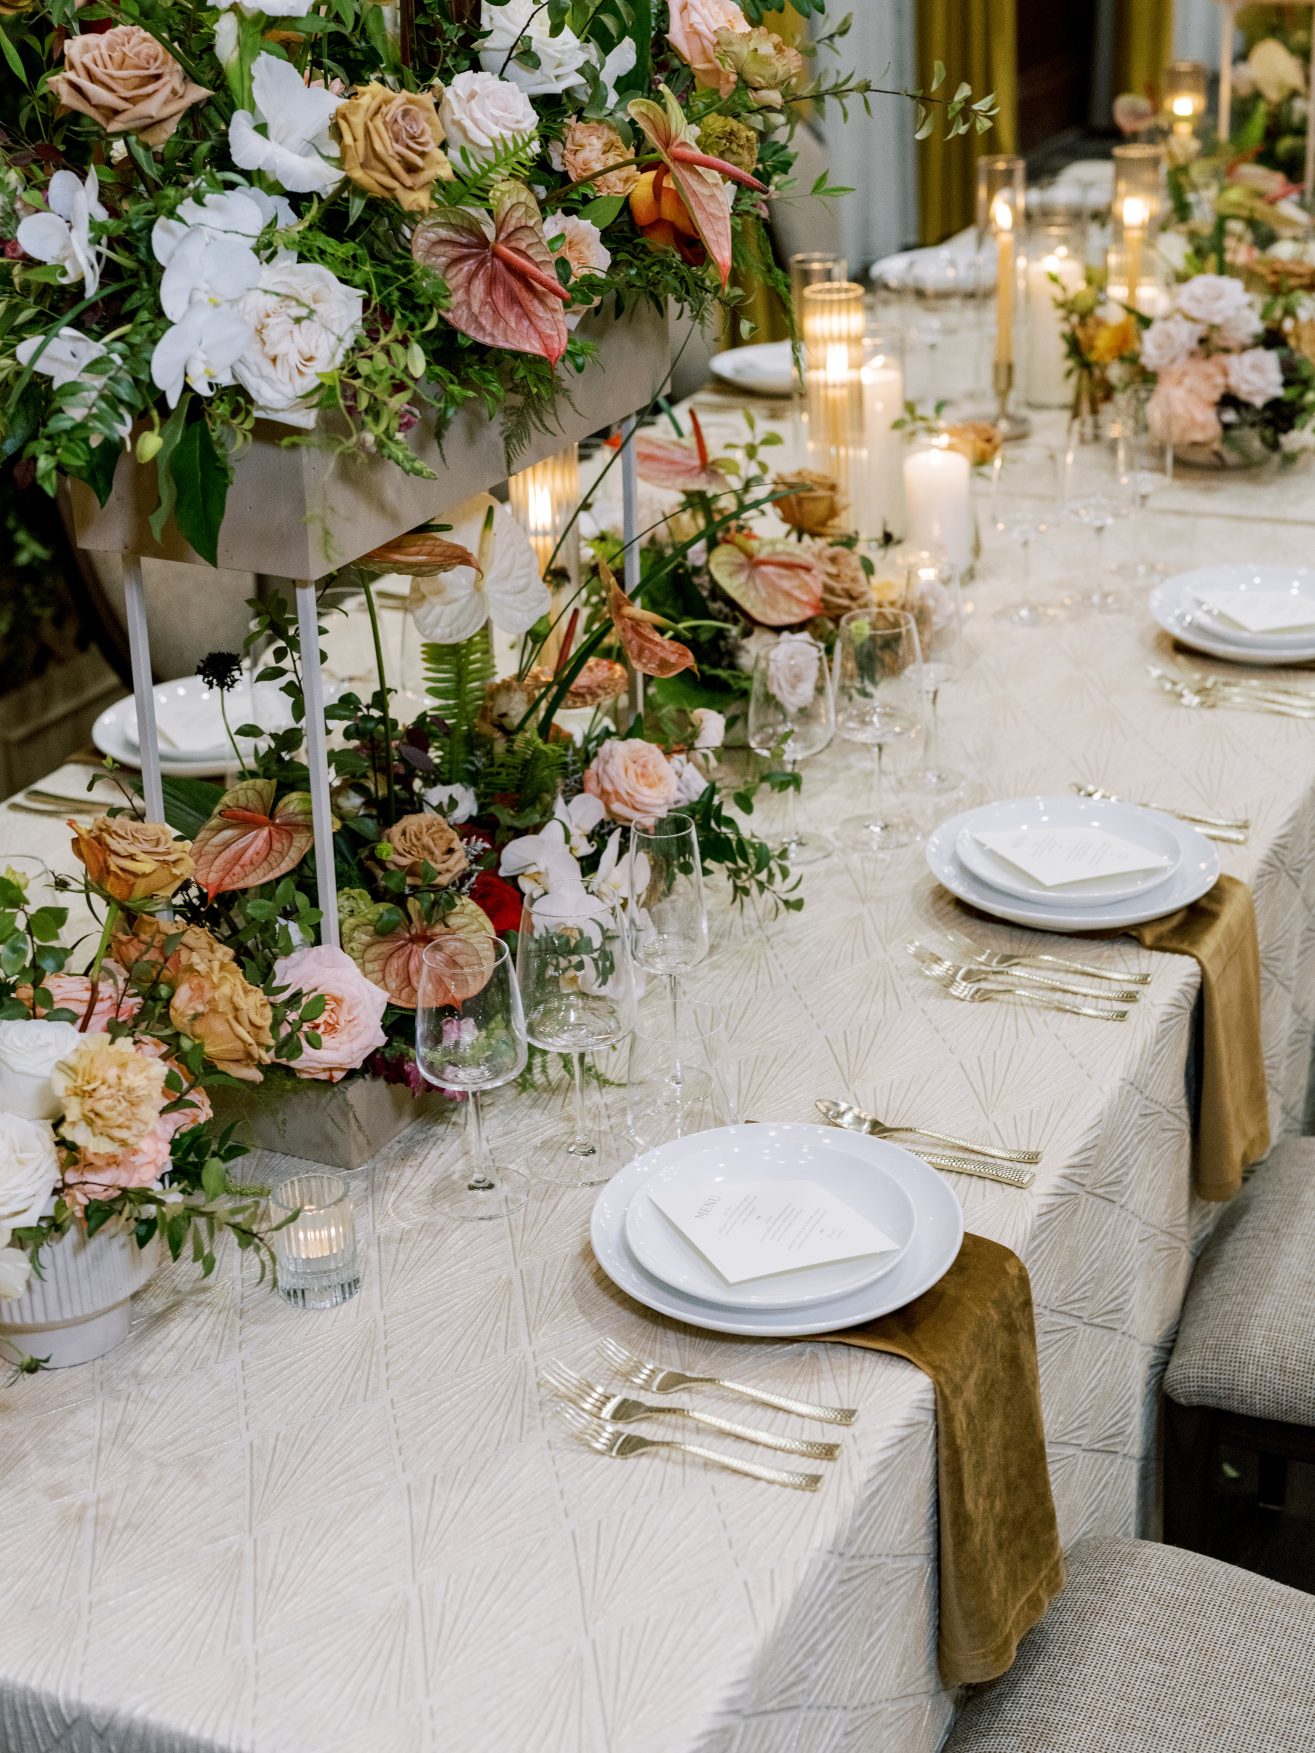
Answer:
[[818, 1233, 1063, 1686], [1123, 875, 1268, 1202]]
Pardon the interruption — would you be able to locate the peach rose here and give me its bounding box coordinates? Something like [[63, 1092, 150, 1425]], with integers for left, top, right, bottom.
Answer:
[[64, 1122, 172, 1213], [812, 542, 871, 618], [50, 25, 210, 147], [381, 814, 469, 886], [50, 1033, 167, 1156], [21, 965, 140, 1031], [583, 738, 680, 828], [170, 953, 273, 1085], [272, 944, 389, 1083], [1147, 355, 1229, 450], [559, 119, 639, 197], [69, 816, 194, 905], [335, 82, 451, 213], [667, 0, 751, 94]]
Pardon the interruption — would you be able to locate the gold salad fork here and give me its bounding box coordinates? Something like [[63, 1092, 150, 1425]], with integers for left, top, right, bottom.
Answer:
[[557, 1403, 823, 1491], [597, 1338, 857, 1427]]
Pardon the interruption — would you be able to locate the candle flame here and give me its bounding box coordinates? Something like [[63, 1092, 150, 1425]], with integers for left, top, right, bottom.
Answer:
[[991, 196, 1013, 233], [1171, 95, 1195, 118], [526, 480, 554, 535], [1122, 195, 1150, 229], [824, 341, 851, 381]]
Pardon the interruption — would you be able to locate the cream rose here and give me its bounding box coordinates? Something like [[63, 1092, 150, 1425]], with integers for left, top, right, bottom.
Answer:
[[234, 262, 364, 428], [50, 25, 210, 147], [1140, 313, 1204, 372], [51, 1034, 167, 1157], [1226, 345, 1284, 407], [1175, 275, 1261, 348], [583, 739, 680, 828], [439, 70, 537, 166], [381, 814, 469, 886], [0, 1234, 33, 1304], [0, 1020, 83, 1122], [0, 1112, 59, 1231], [667, 0, 751, 94], [765, 631, 822, 714], [273, 945, 389, 1083]]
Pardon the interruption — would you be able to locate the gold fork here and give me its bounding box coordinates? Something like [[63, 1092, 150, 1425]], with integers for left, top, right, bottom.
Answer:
[[556, 1403, 823, 1490]]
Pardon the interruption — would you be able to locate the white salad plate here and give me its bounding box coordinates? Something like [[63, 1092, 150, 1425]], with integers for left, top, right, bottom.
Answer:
[[93, 676, 299, 775], [927, 796, 1220, 932], [953, 813, 1180, 908], [622, 1129, 917, 1310], [591, 1123, 964, 1338], [708, 341, 794, 397], [1150, 565, 1315, 665]]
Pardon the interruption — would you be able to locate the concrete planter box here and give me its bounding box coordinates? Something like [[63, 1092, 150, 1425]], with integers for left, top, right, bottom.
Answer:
[[215, 1075, 441, 1171], [68, 304, 672, 580]]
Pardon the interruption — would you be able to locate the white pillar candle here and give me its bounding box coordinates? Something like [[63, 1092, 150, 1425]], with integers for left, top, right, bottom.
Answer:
[[858, 356, 905, 537], [992, 197, 1015, 367], [1025, 250, 1084, 408], [903, 442, 973, 575]]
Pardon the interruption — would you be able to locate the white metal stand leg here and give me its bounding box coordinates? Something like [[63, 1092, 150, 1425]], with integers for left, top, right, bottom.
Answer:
[[620, 412, 644, 725], [123, 555, 165, 826], [295, 580, 340, 949]]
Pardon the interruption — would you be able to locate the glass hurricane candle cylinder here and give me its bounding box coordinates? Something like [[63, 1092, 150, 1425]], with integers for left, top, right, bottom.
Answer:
[[976, 155, 1028, 438], [1163, 59, 1208, 134], [1109, 143, 1164, 317], [857, 328, 906, 538], [802, 281, 866, 507], [902, 433, 974, 576], [1025, 222, 1086, 409], [271, 1173, 361, 1310]]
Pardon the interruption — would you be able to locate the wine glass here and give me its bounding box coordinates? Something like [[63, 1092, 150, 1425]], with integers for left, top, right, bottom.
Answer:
[[902, 548, 965, 795], [747, 634, 835, 867], [628, 814, 711, 1111], [832, 607, 925, 854], [989, 439, 1063, 625], [415, 935, 529, 1221], [1062, 422, 1131, 614], [516, 896, 636, 1187], [1112, 385, 1173, 586]]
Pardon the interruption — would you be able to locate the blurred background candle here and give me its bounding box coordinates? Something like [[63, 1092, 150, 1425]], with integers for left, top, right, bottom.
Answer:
[[789, 252, 845, 406], [976, 155, 1027, 437], [1025, 223, 1084, 408], [992, 198, 1015, 369], [903, 434, 973, 575], [858, 328, 905, 537], [1163, 59, 1207, 136], [803, 281, 865, 508], [1109, 143, 1164, 318], [507, 443, 580, 666]]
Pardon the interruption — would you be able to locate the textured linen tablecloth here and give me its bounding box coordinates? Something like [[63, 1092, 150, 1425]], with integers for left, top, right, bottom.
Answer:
[[4, 419, 1315, 1753]]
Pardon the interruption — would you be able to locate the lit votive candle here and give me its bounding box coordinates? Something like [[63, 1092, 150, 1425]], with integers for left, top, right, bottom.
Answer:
[[271, 1172, 362, 1311], [903, 439, 973, 576]]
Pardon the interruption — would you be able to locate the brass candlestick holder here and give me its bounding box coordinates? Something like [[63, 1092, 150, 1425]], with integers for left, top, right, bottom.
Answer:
[[992, 361, 1031, 442]]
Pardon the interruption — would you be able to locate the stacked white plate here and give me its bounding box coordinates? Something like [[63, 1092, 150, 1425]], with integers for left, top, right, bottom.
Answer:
[[590, 1122, 964, 1338], [926, 795, 1220, 932], [93, 675, 299, 777], [1150, 564, 1315, 667], [708, 341, 794, 398]]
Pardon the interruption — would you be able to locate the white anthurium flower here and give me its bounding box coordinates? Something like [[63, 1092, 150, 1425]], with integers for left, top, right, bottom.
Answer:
[[151, 187, 272, 267], [421, 780, 478, 823], [590, 831, 650, 910], [553, 791, 606, 855], [597, 38, 637, 105], [408, 493, 549, 643], [229, 53, 344, 195], [499, 818, 581, 898], [0, 1230, 33, 1305], [16, 168, 107, 297], [151, 300, 254, 408], [159, 227, 261, 323], [14, 327, 132, 439]]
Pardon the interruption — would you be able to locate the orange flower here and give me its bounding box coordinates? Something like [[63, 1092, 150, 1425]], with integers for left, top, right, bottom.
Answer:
[[629, 169, 706, 265], [70, 816, 194, 905]]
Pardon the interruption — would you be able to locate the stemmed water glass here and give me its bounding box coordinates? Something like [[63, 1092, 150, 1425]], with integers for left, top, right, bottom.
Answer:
[[902, 549, 965, 795], [516, 897, 636, 1187], [832, 607, 925, 853], [747, 634, 835, 866], [1113, 385, 1173, 586], [416, 936, 529, 1221], [1063, 423, 1131, 614], [989, 439, 1063, 625], [627, 814, 711, 1109]]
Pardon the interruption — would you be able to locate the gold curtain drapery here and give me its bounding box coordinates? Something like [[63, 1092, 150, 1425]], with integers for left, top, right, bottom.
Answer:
[[1113, 0, 1175, 101], [914, 0, 1018, 244]]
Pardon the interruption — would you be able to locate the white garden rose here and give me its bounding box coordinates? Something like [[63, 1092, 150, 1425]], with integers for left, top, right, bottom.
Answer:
[[765, 631, 822, 714], [1140, 313, 1204, 372], [234, 262, 364, 427], [1175, 275, 1262, 348], [1225, 345, 1284, 407], [439, 70, 537, 166], [0, 1230, 33, 1304], [0, 1111, 59, 1231], [479, 0, 591, 97], [0, 1019, 83, 1122]]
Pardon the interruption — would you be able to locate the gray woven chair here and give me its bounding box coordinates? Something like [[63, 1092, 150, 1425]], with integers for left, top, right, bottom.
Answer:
[[1162, 1139, 1315, 1557], [943, 1537, 1315, 1752]]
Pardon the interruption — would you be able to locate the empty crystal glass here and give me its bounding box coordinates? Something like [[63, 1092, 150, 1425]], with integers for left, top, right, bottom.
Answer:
[[747, 633, 835, 866], [832, 607, 925, 853], [628, 813, 711, 1109], [902, 548, 966, 795]]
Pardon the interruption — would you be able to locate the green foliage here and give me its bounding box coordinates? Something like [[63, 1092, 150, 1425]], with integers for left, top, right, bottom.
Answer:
[[422, 626, 495, 782]]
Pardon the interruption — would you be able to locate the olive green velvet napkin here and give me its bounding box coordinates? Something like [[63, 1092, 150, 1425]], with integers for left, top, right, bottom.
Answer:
[[819, 1233, 1063, 1686]]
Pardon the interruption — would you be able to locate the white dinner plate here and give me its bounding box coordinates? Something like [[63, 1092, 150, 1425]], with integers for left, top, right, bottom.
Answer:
[[1150, 565, 1315, 666], [591, 1123, 964, 1338], [927, 796, 1220, 932], [953, 810, 1180, 907], [708, 341, 794, 397], [93, 677, 302, 776], [622, 1130, 917, 1310]]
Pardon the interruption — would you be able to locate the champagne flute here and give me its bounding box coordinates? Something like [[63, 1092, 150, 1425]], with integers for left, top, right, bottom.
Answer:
[[832, 607, 925, 854], [902, 548, 965, 795], [415, 936, 529, 1221], [628, 813, 710, 1106], [1113, 385, 1173, 586], [747, 634, 835, 867], [1062, 421, 1131, 614], [517, 896, 636, 1186]]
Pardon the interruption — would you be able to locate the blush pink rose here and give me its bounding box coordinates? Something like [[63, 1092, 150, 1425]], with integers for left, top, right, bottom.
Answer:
[[272, 944, 389, 1083], [64, 1121, 172, 1212], [667, 0, 751, 94], [25, 964, 140, 1032], [583, 738, 680, 828], [1147, 355, 1229, 449]]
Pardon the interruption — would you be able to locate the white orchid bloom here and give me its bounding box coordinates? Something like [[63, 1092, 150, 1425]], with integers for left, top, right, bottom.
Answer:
[[15, 327, 131, 439], [597, 38, 637, 105], [17, 168, 107, 296], [159, 227, 261, 323], [590, 831, 650, 910], [229, 53, 343, 195], [151, 301, 254, 408], [421, 780, 478, 824], [669, 753, 711, 806], [499, 819, 581, 899], [408, 493, 549, 644], [151, 187, 275, 266], [553, 791, 606, 855]]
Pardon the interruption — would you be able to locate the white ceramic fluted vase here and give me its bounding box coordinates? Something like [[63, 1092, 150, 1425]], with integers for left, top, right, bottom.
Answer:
[[0, 1225, 158, 1367]]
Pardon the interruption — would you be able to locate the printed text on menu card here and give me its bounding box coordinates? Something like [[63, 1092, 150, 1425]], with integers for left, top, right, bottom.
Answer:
[[649, 1179, 898, 1284]]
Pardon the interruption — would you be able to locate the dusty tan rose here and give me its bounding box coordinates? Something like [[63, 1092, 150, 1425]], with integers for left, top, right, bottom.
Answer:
[[944, 420, 1003, 468], [70, 816, 194, 905], [110, 916, 229, 986], [335, 83, 451, 213], [583, 738, 680, 829], [50, 26, 210, 147], [51, 1033, 166, 1156], [169, 950, 273, 1085], [0, 0, 37, 14], [773, 470, 844, 535], [811, 542, 872, 618], [559, 120, 639, 197], [380, 814, 468, 886]]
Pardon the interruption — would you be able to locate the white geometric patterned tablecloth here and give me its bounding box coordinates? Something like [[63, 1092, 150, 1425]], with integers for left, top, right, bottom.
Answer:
[[3, 431, 1315, 1753]]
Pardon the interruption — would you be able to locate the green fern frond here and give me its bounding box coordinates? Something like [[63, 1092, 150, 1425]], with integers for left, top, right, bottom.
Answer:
[[422, 626, 494, 782]]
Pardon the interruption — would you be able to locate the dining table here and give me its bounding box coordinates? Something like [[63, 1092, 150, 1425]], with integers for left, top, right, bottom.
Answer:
[[3, 379, 1315, 1753]]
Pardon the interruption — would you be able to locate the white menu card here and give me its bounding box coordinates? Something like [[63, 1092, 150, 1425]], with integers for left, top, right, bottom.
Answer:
[[648, 1179, 898, 1285], [973, 826, 1170, 889], [1200, 591, 1315, 634]]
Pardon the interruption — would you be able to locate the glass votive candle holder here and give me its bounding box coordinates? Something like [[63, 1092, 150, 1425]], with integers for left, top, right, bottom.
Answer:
[[271, 1172, 362, 1310]]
